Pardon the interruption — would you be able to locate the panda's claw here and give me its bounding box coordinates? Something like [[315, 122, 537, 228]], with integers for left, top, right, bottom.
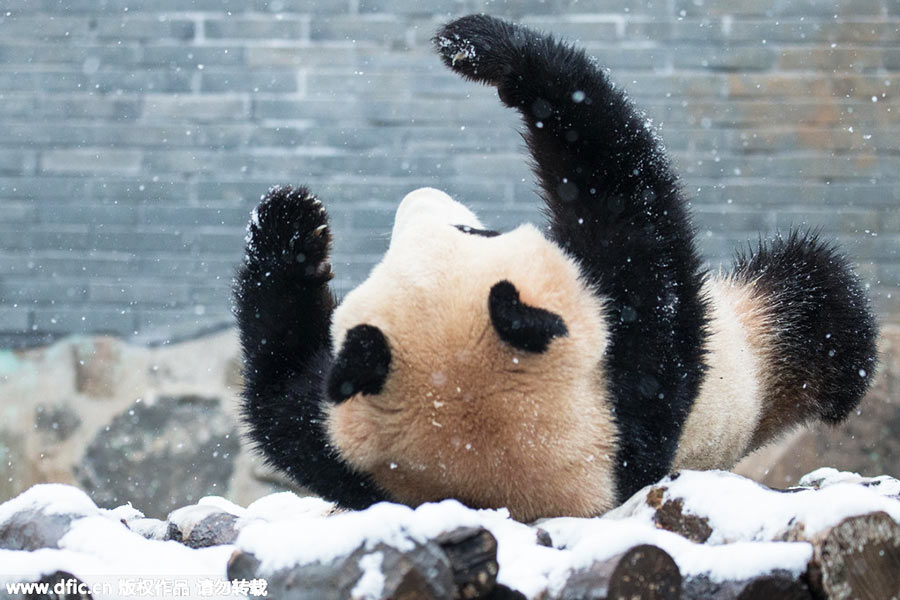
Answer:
[[246, 185, 333, 281]]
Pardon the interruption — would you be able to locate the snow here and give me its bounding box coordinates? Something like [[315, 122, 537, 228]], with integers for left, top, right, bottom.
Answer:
[[351, 551, 385, 600], [0, 484, 99, 525], [606, 470, 900, 544], [0, 470, 897, 599]]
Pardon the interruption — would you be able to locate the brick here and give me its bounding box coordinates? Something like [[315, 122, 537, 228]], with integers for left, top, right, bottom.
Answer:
[[141, 96, 249, 121], [674, 0, 776, 17], [201, 70, 299, 93], [0, 203, 35, 224], [36, 96, 141, 120], [0, 307, 29, 331], [32, 307, 135, 336], [0, 123, 195, 148], [673, 48, 777, 72], [139, 205, 250, 228], [0, 150, 35, 175], [0, 177, 90, 200], [41, 149, 143, 175], [0, 72, 89, 93], [251, 0, 351, 13], [94, 17, 195, 41], [182, 229, 245, 255], [358, 0, 466, 14], [89, 70, 193, 94], [0, 96, 34, 118], [0, 15, 91, 38], [89, 282, 192, 306], [141, 46, 246, 67], [142, 150, 252, 176], [204, 17, 307, 40], [0, 44, 142, 66], [33, 251, 136, 278], [133, 309, 233, 339], [729, 20, 896, 45], [310, 16, 407, 45], [778, 47, 885, 72], [0, 279, 89, 303], [37, 203, 138, 226], [518, 17, 620, 43], [89, 179, 191, 203], [246, 46, 356, 68], [773, 0, 886, 17]]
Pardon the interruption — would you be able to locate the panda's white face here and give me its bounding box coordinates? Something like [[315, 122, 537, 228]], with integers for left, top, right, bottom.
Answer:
[[325, 188, 619, 521]]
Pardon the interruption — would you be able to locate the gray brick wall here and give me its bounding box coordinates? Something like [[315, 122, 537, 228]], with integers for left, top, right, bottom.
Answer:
[[1, 0, 898, 347]]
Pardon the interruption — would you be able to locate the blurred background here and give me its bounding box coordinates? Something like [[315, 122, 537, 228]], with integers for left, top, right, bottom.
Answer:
[[0, 0, 897, 517]]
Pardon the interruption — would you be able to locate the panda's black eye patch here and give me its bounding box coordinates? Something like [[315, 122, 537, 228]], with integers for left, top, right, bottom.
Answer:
[[454, 224, 500, 238]]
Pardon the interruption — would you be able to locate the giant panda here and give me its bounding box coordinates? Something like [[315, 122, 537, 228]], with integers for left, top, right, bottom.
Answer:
[[234, 15, 878, 522]]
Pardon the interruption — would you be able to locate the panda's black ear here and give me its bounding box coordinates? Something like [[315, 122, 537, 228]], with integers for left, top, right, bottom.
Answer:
[[489, 281, 568, 354], [327, 324, 391, 403]]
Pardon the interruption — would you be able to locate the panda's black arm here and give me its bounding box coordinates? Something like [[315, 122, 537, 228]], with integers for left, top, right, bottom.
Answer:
[[436, 15, 709, 502], [234, 185, 387, 509]]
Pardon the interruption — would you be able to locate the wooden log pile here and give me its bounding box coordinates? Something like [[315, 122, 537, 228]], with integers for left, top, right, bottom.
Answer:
[[1, 469, 898, 600]]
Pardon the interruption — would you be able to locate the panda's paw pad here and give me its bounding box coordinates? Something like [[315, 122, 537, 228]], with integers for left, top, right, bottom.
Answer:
[[247, 185, 332, 279], [434, 15, 517, 85]]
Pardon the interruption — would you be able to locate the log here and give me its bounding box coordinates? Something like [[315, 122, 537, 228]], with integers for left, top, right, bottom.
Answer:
[[806, 511, 900, 600], [555, 544, 681, 600], [434, 527, 499, 600], [645, 486, 713, 543], [683, 570, 812, 600]]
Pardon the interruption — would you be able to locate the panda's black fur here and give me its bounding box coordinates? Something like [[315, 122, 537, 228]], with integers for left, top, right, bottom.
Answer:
[[234, 15, 878, 515]]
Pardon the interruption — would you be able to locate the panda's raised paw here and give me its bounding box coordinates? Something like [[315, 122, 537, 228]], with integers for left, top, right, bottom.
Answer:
[[245, 185, 333, 281], [434, 14, 522, 86]]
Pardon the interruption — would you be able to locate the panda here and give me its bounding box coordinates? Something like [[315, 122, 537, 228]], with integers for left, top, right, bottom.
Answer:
[[234, 15, 878, 522]]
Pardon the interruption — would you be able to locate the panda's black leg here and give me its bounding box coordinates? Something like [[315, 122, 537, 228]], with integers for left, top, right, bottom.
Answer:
[[436, 16, 709, 502], [234, 185, 386, 509]]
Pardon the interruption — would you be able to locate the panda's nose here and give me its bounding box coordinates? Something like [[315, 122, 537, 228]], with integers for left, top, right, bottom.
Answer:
[[327, 324, 392, 403]]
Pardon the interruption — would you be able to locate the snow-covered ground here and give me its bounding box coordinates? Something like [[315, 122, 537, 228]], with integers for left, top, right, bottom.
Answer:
[[0, 468, 898, 599]]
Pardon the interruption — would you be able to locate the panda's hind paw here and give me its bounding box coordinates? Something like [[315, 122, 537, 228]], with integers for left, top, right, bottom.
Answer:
[[245, 185, 333, 281], [434, 15, 520, 86]]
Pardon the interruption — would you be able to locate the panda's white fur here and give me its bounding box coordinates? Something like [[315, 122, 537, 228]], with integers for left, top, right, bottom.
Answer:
[[329, 189, 618, 519], [327, 189, 770, 520]]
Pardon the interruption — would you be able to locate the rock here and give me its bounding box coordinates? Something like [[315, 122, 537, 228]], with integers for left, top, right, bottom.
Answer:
[[34, 403, 82, 442], [0, 430, 28, 501], [0, 508, 83, 551], [72, 338, 119, 398], [228, 539, 456, 600], [164, 504, 240, 549], [0, 485, 99, 551], [554, 544, 681, 600], [126, 517, 168, 541], [76, 395, 240, 518]]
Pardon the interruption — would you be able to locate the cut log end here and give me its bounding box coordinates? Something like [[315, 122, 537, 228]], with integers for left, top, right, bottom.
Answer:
[[809, 511, 900, 600]]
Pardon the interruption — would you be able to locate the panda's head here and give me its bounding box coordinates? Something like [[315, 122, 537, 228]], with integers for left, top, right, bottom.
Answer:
[[325, 188, 618, 521]]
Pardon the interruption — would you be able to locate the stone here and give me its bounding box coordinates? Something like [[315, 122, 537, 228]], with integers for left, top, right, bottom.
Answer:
[[72, 338, 120, 398], [34, 403, 82, 442], [76, 395, 240, 518], [0, 508, 83, 551], [164, 504, 240, 549]]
